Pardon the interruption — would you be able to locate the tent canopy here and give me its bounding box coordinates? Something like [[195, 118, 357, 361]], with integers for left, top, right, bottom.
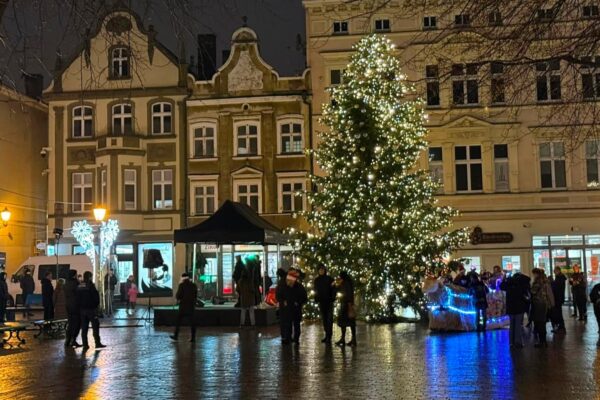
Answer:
[[173, 200, 288, 245]]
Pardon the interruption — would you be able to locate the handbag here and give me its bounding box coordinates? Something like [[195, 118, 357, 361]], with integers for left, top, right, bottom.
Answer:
[[347, 303, 356, 319]]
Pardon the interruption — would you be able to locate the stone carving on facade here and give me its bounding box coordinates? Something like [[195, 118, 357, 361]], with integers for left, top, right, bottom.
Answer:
[[228, 50, 263, 92]]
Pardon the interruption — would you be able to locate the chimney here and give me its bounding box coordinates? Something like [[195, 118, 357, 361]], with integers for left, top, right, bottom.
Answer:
[[222, 50, 231, 66], [197, 34, 216, 80], [23, 73, 44, 99]]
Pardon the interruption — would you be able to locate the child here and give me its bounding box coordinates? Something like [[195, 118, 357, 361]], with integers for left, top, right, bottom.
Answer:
[[127, 282, 139, 315]]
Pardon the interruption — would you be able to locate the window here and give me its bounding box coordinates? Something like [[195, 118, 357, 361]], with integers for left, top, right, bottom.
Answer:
[[72, 172, 93, 213], [330, 69, 345, 86], [583, 5, 599, 18], [537, 8, 556, 21], [374, 19, 390, 32], [455, 145, 482, 192], [192, 124, 216, 158], [452, 63, 479, 105], [536, 60, 561, 101], [72, 106, 93, 138], [280, 180, 305, 213], [454, 14, 470, 27], [192, 183, 217, 215], [236, 182, 261, 213], [494, 144, 509, 192], [502, 256, 521, 273], [333, 21, 349, 34], [279, 121, 303, 154], [152, 102, 172, 135], [112, 103, 133, 135], [489, 11, 502, 25], [586, 141, 600, 187], [100, 170, 107, 205], [428, 147, 443, 193], [236, 123, 259, 156], [539, 142, 566, 189], [426, 65, 440, 106], [152, 169, 173, 209], [111, 47, 130, 78], [124, 169, 136, 210], [490, 62, 505, 104], [423, 16, 437, 29], [581, 56, 600, 99]]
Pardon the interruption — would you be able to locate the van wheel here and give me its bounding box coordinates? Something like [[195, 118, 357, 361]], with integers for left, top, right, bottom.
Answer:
[[6, 295, 14, 307]]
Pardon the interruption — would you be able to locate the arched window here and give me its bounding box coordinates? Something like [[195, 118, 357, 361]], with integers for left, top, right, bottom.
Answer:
[[111, 47, 130, 78], [72, 106, 93, 138], [112, 103, 133, 135], [152, 102, 172, 135]]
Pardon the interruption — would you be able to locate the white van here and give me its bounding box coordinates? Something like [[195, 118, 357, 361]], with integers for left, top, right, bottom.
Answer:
[[8, 255, 94, 305]]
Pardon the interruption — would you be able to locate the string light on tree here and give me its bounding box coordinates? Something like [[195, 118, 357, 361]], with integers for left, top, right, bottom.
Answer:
[[292, 35, 468, 321]]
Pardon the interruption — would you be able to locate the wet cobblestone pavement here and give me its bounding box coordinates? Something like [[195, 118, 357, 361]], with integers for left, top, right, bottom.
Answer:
[[1, 308, 600, 399]]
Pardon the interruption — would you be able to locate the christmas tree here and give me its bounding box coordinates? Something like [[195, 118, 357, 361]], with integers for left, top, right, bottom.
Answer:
[[293, 35, 468, 321]]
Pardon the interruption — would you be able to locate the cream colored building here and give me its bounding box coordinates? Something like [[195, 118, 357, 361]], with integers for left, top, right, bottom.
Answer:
[[303, 0, 600, 282], [0, 85, 48, 273], [43, 7, 188, 302]]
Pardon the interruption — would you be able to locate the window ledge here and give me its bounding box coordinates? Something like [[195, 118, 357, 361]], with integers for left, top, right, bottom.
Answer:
[[108, 76, 132, 81], [66, 137, 96, 143], [536, 99, 562, 104], [276, 153, 305, 158], [189, 157, 218, 162], [232, 155, 262, 160], [540, 188, 568, 191], [455, 191, 484, 194], [146, 134, 176, 139]]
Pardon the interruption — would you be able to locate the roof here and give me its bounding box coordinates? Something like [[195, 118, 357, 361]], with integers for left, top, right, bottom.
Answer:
[[173, 200, 288, 245]]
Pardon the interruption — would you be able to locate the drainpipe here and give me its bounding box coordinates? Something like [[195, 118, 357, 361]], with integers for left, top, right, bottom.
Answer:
[[301, 91, 314, 182]]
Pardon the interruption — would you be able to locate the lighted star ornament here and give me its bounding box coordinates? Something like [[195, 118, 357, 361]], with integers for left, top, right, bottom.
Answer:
[[292, 35, 468, 321]]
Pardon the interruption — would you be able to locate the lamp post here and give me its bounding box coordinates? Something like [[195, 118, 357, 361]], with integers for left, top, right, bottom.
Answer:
[[93, 207, 107, 312]]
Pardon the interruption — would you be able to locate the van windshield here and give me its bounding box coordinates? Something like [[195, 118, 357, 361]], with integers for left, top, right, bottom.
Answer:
[[14, 265, 35, 279]]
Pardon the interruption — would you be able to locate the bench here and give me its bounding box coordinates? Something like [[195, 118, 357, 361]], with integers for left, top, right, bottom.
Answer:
[[5, 306, 45, 321], [32, 319, 68, 338], [0, 322, 28, 346]]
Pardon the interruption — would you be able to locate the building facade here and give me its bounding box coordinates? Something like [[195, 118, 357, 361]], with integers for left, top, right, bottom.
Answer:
[[44, 7, 188, 301], [0, 85, 48, 273], [303, 0, 600, 284], [185, 27, 311, 299]]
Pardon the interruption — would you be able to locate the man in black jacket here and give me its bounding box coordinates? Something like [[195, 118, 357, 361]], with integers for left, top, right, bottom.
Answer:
[[20, 268, 35, 317], [170, 273, 198, 342], [551, 267, 567, 333], [500, 272, 531, 348], [77, 271, 105, 350], [314, 263, 335, 344], [569, 265, 588, 321], [64, 269, 82, 347], [276, 269, 308, 345], [41, 271, 54, 321], [0, 272, 8, 324], [589, 282, 600, 346], [103, 269, 118, 316]]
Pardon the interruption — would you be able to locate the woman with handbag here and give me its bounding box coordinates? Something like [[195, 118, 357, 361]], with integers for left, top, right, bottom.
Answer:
[[335, 271, 357, 347]]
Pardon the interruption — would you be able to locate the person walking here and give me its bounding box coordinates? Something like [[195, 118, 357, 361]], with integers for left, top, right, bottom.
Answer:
[[20, 268, 35, 317], [238, 263, 257, 327], [589, 282, 600, 346], [469, 273, 489, 332], [530, 269, 554, 348], [551, 266, 567, 333], [41, 271, 55, 321], [103, 269, 118, 316], [335, 271, 357, 347], [314, 263, 335, 343], [53, 278, 68, 320], [64, 270, 81, 348], [127, 282, 139, 315], [276, 269, 307, 345], [0, 272, 8, 324], [569, 265, 588, 321], [170, 273, 198, 342], [500, 271, 531, 348], [77, 271, 106, 350]]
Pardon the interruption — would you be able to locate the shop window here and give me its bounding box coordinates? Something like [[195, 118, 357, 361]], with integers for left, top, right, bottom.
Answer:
[[539, 142, 566, 189], [494, 144, 509, 192], [455, 145, 482, 192], [428, 147, 443, 192], [502, 256, 521, 273], [137, 242, 173, 296], [452, 63, 479, 105], [463, 256, 481, 272], [536, 59, 561, 101], [426, 65, 440, 106]]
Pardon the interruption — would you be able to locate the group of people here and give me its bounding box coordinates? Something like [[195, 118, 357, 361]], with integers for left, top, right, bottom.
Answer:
[[232, 255, 266, 327]]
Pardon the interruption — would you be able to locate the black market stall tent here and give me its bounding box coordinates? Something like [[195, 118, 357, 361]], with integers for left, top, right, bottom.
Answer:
[[173, 200, 289, 300]]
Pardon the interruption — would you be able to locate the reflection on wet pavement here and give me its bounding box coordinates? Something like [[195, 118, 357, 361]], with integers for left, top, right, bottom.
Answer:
[[1, 310, 600, 399]]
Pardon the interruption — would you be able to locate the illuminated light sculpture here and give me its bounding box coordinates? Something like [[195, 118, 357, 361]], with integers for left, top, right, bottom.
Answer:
[[72, 220, 96, 273], [99, 219, 119, 269]]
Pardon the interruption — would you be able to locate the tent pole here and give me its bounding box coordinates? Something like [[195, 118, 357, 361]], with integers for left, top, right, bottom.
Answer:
[[263, 244, 268, 302], [192, 243, 197, 283], [277, 243, 281, 272]]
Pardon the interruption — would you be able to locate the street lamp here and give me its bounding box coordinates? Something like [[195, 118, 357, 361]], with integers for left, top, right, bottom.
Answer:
[[93, 207, 107, 222], [1, 207, 11, 226]]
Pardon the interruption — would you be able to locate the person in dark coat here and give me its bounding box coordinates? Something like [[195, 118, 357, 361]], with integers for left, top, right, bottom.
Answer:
[[335, 271, 357, 347], [233, 255, 245, 300], [469, 273, 489, 332], [77, 271, 105, 350], [238, 264, 257, 326], [41, 271, 55, 320], [500, 272, 531, 348], [0, 272, 8, 324], [530, 269, 554, 348], [276, 269, 308, 345], [103, 269, 118, 316], [53, 278, 68, 320], [20, 268, 35, 317], [170, 273, 198, 342], [589, 282, 600, 346], [551, 266, 567, 333], [314, 263, 335, 343], [452, 264, 469, 288], [569, 265, 587, 321], [64, 269, 81, 347]]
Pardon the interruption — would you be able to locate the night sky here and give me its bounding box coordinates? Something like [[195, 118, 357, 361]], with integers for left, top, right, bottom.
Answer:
[[0, 0, 306, 93]]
